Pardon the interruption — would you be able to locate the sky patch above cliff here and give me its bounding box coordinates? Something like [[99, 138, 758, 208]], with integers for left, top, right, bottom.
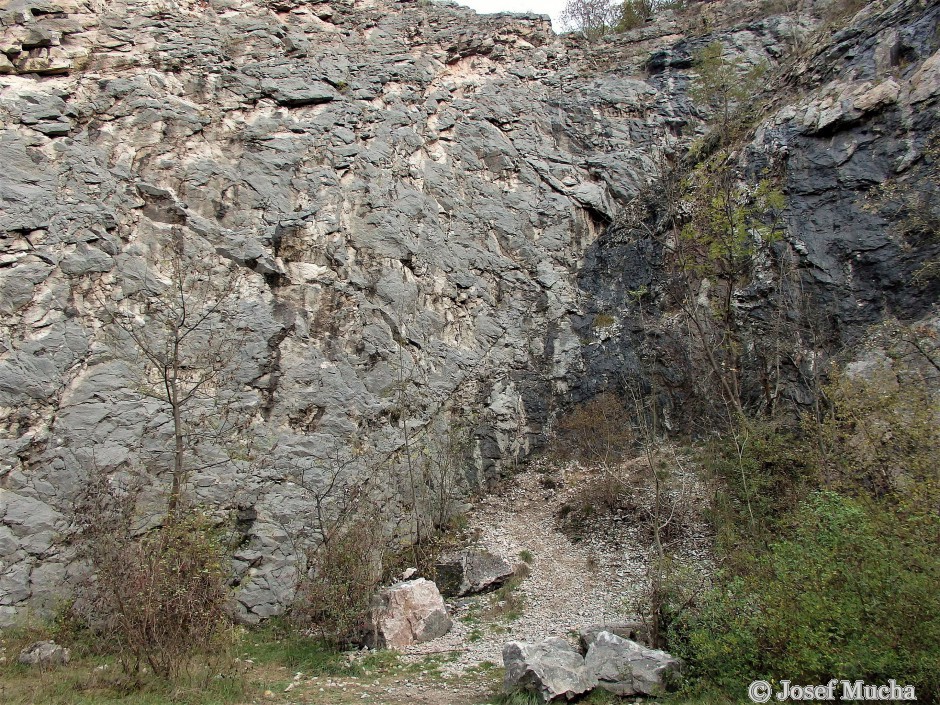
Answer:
[[456, 0, 566, 29]]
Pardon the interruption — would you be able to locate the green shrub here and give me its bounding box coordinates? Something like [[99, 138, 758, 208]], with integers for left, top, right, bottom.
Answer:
[[88, 512, 234, 680], [701, 419, 818, 552], [615, 0, 654, 31], [818, 365, 939, 498], [673, 491, 940, 700], [677, 345, 940, 702]]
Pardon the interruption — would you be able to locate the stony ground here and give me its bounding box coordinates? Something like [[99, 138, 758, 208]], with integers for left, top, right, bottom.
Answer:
[[0, 455, 711, 705], [403, 455, 713, 686]]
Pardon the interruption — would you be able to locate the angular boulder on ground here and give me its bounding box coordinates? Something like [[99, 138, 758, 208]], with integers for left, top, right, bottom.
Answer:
[[435, 548, 515, 597], [583, 631, 681, 696], [18, 640, 70, 668], [503, 637, 598, 702], [579, 621, 650, 650], [370, 578, 452, 649]]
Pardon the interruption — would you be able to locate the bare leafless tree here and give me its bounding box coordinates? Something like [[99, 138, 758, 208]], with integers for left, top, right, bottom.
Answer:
[[561, 0, 620, 40], [101, 239, 254, 515]]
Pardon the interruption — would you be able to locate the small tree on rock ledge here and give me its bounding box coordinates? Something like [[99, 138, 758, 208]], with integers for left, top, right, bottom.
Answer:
[[561, 0, 621, 40]]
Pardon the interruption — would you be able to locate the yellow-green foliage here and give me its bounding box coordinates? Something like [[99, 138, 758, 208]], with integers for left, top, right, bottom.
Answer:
[[819, 365, 940, 496], [690, 42, 767, 141], [680, 164, 785, 285], [675, 491, 940, 699], [677, 348, 940, 701]]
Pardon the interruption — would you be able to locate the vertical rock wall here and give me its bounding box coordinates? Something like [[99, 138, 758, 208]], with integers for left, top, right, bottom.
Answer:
[[0, 0, 688, 622], [2, 0, 935, 623]]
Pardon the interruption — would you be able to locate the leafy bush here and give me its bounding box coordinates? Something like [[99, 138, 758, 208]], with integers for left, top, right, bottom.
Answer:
[[87, 511, 233, 680], [701, 420, 818, 552], [673, 491, 940, 700], [615, 0, 654, 31], [818, 365, 940, 497], [293, 518, 385, 646], [676, 345, 940, 702]]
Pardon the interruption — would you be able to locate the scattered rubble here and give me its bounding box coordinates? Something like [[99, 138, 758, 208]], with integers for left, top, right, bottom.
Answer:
[[18, 640, 70, 668]]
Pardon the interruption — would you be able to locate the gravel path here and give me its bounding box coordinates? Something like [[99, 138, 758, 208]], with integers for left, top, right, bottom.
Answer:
[[403, 459, 654, 676]]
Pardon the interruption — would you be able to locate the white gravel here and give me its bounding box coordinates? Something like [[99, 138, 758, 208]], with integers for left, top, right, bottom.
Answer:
[[403, 455, 712, 675]]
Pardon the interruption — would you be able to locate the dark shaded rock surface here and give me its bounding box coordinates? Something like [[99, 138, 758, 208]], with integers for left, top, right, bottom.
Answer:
[[572, 0, 940, 420]]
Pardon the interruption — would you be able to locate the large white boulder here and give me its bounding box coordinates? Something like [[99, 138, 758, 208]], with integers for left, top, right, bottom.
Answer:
[[371, 578, 452, 649]]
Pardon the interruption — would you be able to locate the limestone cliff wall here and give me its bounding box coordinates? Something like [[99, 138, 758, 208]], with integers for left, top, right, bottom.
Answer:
[[0, 0, 936, 623]]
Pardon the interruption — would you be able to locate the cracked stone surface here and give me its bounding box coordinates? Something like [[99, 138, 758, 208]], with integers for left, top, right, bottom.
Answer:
[[1, 0, 937, 624]]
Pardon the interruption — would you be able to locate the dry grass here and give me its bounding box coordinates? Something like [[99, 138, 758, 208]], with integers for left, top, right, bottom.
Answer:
[[0, 624, 498, 705]]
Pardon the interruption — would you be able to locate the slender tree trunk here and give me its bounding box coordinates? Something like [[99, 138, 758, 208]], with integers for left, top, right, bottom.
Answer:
[[168, 339, 184, 516]]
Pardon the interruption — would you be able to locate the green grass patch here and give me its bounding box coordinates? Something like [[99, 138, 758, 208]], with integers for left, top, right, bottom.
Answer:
[[237, 622, 357, 676]]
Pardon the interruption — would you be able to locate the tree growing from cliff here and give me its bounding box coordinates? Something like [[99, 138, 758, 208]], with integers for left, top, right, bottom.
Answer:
[[103, 240, 254, 515], [561, 0, 621, 40], [672, 161, 786, 417], [691, 42, 767, 145], [615, 0, 655, 32]]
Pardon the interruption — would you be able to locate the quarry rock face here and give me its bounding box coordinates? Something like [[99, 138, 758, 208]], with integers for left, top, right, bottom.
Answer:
[[1, 0, 937, 624], [574, 0, 940, 414]]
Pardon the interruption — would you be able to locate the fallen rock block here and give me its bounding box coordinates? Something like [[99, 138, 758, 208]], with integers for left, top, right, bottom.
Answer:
[[371, 578, 452, 649], [18, 640, 70, 668], [435, 548, 515, 596], [583, 631, 681, 696], [579, 621, 649, 650], [503, 637, 597, 702]]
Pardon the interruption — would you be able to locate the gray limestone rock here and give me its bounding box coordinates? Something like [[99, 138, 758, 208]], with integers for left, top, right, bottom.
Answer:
[[503, 637, 597, 702], [434, 549, 516, 597], [578, 621, 650, 650], [0, 0, 935, 627], [18, 640, 70, 667], [583, 631, 681, 696], [260, 77, 337, 107]]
